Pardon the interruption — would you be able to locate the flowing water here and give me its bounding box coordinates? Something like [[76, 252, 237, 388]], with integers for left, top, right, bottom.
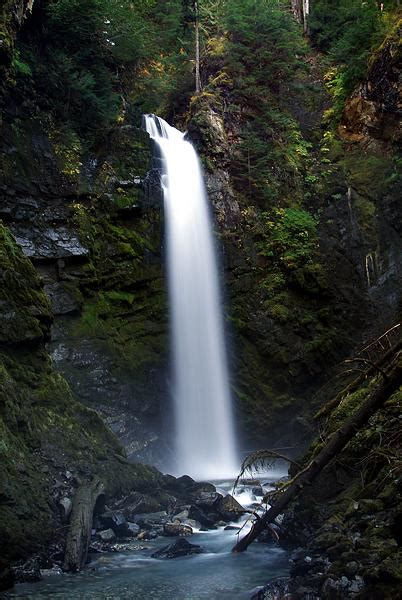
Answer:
[[8, 120, 292, 600], [144, 115, 237, 480], [12, 480, 289, 599]]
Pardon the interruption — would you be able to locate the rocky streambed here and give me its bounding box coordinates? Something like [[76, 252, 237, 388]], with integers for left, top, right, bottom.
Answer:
[[4, 477, 290, 599]]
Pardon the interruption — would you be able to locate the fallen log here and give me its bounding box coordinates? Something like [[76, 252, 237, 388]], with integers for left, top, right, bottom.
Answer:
[[63, 477, 105, 572], [232, 361, 402, 553], [314, 339, 401, 421]]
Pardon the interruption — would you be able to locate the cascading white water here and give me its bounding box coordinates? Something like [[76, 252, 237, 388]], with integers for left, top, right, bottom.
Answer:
[[144, 114, 238, 480]]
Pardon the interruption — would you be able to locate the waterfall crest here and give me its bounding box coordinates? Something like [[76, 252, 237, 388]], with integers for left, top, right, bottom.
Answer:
[[144, 114, 238, 480]]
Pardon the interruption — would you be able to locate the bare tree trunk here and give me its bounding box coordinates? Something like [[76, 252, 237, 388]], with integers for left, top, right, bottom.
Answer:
[[194, 1, 201, 93], [302, 0, 310, 35], [291, 0, 303, 23], [232, 362, 402, 553], [63, 478, 105, 572]]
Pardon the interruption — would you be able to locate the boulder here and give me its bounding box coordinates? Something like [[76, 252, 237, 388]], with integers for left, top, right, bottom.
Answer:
[[171, 509, 189, 521], [98, 529, 116, 543], [181, 518, 201, 530], [163, 522, 193, 537], [126, 522, 140, 537], [151, 538, 203, 559], [194, 492, 222, 511], [132, 511, 169, 531], [99, 511, 128, 537], [217, 494, 245, 522], [188, 505, 216, 529]]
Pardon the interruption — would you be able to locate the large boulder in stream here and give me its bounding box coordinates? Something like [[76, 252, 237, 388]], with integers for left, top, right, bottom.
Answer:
[[151, 538, 203, 559], [216, 494, 246, 522], [188, 505, 216, 529], [99, 511, 129, 537]]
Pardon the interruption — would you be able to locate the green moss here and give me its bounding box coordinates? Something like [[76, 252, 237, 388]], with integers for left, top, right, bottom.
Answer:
[[0, 348, 161, 562], [342, 151, 395, 199], [0, 222, 52, 344]]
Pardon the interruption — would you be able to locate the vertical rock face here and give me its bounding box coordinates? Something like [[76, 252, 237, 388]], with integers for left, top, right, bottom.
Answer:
[[184, 31, 401, 451], [340, 20, 401, 148], [0, 0, 34, 70], [0, 114, 170, 465], [0, 222, 162, 567]]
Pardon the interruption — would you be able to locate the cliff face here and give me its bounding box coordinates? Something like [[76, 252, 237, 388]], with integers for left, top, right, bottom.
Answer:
[[0, 0, 168, 573], [0, 1, 34, 67], [0, 221, 161, 571], [340, 19, 401, 149], [185, 33, 401, 452]]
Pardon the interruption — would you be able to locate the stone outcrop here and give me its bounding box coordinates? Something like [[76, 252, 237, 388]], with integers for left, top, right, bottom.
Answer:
[[340, 19, 401, 149]]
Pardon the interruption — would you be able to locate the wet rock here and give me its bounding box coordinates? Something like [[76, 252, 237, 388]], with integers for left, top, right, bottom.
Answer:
[[250, 577, 291, 600], [44, 282, 81, 315], [132, 511, 169, 530], [12, 226, 89, 261], [252, 486, 264, 496], [137, 530, 158, 541], [151, 538, 203, 559], [171, 509, 189, 521], [126, 522, 140, 537], [12, 558, 42, 583], [98, 529, 116, 543], [194, 491, 222, 511], [349, 576, 364, 594], [40, 566, 63, 577], [99, 511, 128, 537], [181, 518, 201, 530], [224, 525, 240, 531], [118, 492, 163, 519], [217, 494, 245, 522], [188, 505, 216, 529], [163, 521, 193, 537]]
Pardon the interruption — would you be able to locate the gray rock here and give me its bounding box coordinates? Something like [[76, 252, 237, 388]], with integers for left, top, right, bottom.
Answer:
[[12, 226, 89, 261], [217, 494, 245, 521], [99, 511, 128, 537], [98, 529, 117, 543], [44, 282, 81, 315], [163, 521, 193, 537], [151, 538, 203, 559], [188, 505, 216, 529], [126, 522, 140, 537]]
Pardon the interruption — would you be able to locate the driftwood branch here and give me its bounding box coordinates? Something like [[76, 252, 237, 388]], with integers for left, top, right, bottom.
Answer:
[[233, 449, 300, 494], [63, 478, 105, 572], [232, 362, 402, 553]]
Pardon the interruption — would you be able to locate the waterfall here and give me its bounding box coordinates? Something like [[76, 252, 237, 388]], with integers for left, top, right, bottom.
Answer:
[[144, 114, 238, 480]]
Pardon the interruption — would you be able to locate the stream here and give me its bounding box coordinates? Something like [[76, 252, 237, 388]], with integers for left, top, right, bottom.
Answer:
[[10, 479, 290, 599]]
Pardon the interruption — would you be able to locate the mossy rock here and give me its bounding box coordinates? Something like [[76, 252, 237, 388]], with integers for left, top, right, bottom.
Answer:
[[0, 222, 52, 345]]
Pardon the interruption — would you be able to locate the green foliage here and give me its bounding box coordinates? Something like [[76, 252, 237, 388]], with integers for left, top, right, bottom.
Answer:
[[11, 50, 32, 77], [202, 0, 311, 205], [258, 208, 320, 271], [310, 0, 397, 121]]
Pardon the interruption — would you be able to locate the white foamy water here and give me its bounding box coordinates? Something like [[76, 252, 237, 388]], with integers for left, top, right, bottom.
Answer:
[[144, 115, 238, 480]]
